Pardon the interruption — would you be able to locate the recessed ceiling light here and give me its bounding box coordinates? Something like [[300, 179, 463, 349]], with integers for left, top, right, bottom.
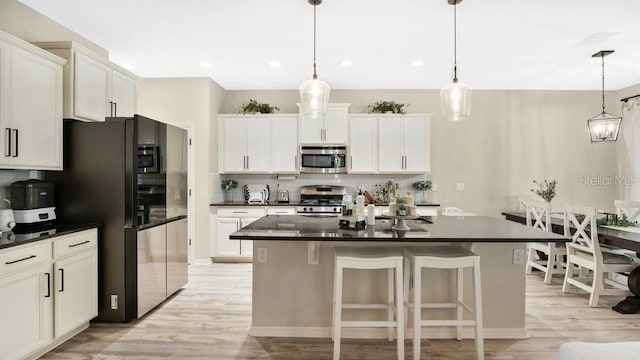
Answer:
[[269, 60, 282, 68], [120, 63, 135, 70], [340, 60, 353, 67], [200, 61, 213, 68], [411, 60, 424, 67]]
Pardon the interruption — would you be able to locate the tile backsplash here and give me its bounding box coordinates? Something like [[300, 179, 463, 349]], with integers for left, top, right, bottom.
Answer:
[[211, 173, 431, 203]]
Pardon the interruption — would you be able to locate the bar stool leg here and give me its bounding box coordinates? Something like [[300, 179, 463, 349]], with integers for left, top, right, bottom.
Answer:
[[387, 267, 394, 342], [473, 258, 484, 360], [403, 251, 411, 334], [395, 260, 405, 360], [456, 267, 463, 341], [333, 263, 343, 360], [413, 262, 422, 360]]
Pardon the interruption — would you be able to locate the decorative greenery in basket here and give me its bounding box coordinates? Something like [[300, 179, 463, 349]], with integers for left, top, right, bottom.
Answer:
[[367, 100, 409, 114], [412, 180, 432, 192], [221, 179, 238, 190], [240, 99, 279, 114], [530, 179, 557, 202]]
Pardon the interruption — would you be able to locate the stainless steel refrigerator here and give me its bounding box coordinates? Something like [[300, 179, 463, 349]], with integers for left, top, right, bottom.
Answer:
[[45, 115, 188, 322]]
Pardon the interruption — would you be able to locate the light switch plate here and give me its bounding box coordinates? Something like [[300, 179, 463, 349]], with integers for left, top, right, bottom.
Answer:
[[456, 183, 465, 191], [513, 249, 525, 265], [431, 183, 438, 192], [257, 248, 268, 263]]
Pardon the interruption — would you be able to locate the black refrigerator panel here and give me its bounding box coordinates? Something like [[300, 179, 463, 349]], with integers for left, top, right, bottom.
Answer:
[[45, 118, 138, 321]]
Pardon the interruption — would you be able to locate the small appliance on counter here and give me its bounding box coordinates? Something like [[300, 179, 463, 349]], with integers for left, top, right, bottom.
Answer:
[[244, 184, 270, 204], [0, 198, 16, 232], [10, 179, 56, 228]]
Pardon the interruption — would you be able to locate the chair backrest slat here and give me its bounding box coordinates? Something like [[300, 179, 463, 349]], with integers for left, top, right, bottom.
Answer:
[[563, 204, 602, 257], [522, 198, 551, 232], [614, 200, 640, 223]]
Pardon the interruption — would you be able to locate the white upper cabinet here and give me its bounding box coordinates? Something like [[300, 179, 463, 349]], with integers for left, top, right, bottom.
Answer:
[[270, 117, 298, 173], [378, 115, 431, 174], [349, 115, 377, 173], [0, 31, 65, 170], [299, 103, 350, 145], [34, 41, 139, 122], [74, 52, 110, 122], [219, 114, 298, 174]]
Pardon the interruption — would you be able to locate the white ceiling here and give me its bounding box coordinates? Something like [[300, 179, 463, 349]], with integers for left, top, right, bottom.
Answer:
[[18, 0, 640, 91]]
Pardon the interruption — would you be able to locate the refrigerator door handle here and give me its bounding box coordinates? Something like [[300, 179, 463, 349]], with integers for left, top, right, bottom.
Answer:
[[4, 128, 10, 157]]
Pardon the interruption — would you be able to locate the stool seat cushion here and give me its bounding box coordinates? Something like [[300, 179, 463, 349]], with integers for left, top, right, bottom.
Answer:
[[558, 341, 640, 360], [575, 250, 635, 264], [406, 245, 478, 258], [335, 247, 403, 261]]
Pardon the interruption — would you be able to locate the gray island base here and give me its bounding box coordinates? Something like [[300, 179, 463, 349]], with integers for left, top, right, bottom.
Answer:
[[230, 215, 568, 340]]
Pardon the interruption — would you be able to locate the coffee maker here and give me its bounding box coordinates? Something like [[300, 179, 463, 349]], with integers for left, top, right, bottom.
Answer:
[[10, 179, 56, 228]]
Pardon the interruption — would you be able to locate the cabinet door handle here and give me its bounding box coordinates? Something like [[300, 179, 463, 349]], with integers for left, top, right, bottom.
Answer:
[[108, 101, 113, 116], [114, 102, 117, 116], [350, 155, 353, 170], [12, 129, 18, 157], [4, 128, 10, 157], [69, 240, 90, 248], [246, 156, 249, 169], [232, 211, 248, 214], [58, 268, 64, 292], [45, 272, 51, 298], [5, 254, 36, 265]]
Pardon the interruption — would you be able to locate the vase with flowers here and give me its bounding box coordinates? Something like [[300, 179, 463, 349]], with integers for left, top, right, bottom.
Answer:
[[530, 179, 558, 202], [221, 179, 238, 202], [412, 180, 432, 203]]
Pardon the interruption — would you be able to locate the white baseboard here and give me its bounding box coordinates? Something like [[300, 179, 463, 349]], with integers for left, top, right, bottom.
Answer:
[[191, 257, 213, 266], [249, 326, 528, 340], [26, 322, 89, 360]]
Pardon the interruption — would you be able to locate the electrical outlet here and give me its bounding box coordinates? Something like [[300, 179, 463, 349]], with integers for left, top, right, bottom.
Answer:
[[513, 249, 525, 265], [111, 295, 118, 309], [257, 247, 268, 263], [456, 183, 465, 191], [431, 183, 438, 192]]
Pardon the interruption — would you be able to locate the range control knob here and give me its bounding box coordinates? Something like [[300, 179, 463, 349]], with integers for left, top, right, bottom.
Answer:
[[303, 207, 308, 212], [333, 207, 338, 212]]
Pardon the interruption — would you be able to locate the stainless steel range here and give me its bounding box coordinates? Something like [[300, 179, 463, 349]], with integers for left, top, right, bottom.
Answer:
[[297, 185, 347, 215]]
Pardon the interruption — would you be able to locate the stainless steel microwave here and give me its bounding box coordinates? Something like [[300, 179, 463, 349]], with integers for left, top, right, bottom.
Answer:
[[300, 146, 348, 174], [138, 145, 159, 173]]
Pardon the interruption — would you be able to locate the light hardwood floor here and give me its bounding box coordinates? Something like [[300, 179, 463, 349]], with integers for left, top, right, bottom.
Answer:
[[41, 264, 640, 359]]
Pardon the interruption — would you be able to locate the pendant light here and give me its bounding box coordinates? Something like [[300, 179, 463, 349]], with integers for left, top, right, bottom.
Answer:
[[440, 0, 472, 122], [299, 0, 330, 119], [587, 50, 621, 143]]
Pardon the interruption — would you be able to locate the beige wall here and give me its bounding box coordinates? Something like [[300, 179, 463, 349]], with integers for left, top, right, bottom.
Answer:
[[0, 0, 107, 56], [137, 77, 225, 263], [225, 89, 620, 215], [616, 83, 640, 201]]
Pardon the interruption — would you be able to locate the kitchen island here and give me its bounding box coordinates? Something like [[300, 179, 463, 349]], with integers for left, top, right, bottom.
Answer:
[[230, 215, 568, 340]]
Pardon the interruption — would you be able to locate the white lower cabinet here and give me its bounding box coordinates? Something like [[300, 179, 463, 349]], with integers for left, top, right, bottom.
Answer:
[[212, 207, 293, 261], [0, 263, 49, 360], [0, 228, 98, 360], [213, 207, 266, 261], [53, 249, 97, 338]]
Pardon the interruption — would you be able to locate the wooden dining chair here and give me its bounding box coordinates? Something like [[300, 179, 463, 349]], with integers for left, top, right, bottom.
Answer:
[[523, 199, 566, 284], [614, 200, 640, 223], [562, 204, 636, 307]]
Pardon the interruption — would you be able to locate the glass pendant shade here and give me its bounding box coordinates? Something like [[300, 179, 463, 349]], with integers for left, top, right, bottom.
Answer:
[[299, 77, 330, 119], [587, 111, 621, 143], [440, 81, 472, 122]]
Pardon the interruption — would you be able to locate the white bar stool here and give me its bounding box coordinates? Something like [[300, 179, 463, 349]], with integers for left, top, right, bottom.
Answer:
[[404, 245, 484, 360], [333, 247, 405, 360]]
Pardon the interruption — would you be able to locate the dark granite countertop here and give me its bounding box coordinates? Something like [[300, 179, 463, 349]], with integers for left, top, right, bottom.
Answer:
[[211, 201, 440, 207], [229, 214, 568, 242], [0, 223, 100, 250]]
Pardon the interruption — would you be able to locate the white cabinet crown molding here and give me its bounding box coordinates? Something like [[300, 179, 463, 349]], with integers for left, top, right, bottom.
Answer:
[[0, 31, 67, 66]]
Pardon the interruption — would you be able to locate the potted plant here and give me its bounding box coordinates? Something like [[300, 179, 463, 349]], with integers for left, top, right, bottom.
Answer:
[[239, 99, 279, 114], [412, 180, 432, 203], [530, 179, 558, 202], [395, 195, 408, 216], [367, 100, 409, 114], [221, 179, 238, 202]]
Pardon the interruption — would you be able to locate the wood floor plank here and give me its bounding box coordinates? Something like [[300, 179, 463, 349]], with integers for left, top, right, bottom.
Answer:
[[40, 264, 640, 359]]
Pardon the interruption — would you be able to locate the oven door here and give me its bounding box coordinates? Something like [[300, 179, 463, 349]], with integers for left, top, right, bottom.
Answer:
[[300, 147, 347, 174]]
